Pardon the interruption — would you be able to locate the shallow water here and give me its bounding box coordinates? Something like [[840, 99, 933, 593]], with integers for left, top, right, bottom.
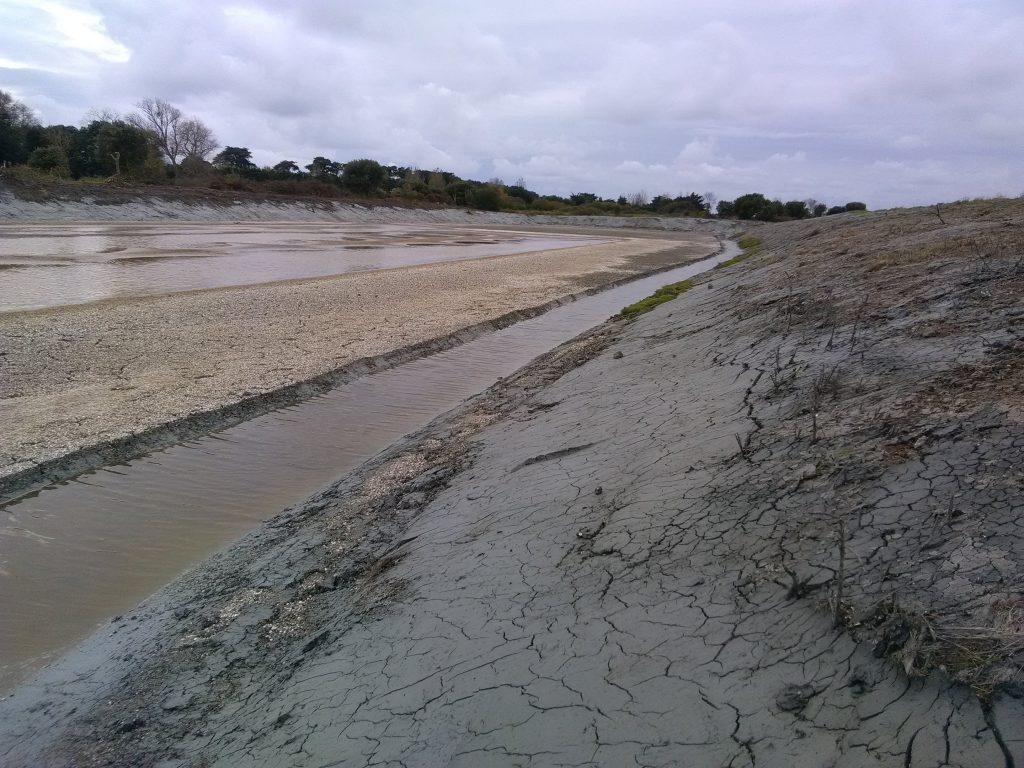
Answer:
[[0, 243, 737, 691], [0, 222, 601, 311]]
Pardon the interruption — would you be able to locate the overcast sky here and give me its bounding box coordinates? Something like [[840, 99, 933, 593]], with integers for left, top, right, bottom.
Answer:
[[2, 0, 1022, 208]]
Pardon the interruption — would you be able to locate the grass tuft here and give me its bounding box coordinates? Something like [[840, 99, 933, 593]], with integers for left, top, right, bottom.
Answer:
[[618, 279, 695, 318]]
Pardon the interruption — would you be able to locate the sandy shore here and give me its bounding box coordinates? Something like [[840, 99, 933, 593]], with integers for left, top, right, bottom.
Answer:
[[0, 230, 717, 495], [1, 199, 1021, 766]]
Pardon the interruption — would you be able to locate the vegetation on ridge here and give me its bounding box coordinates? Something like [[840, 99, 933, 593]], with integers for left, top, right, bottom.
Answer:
[[1, 91, 867, 218]]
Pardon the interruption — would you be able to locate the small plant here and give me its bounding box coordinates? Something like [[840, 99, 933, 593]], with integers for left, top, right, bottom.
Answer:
[[807, 364, 841, 443], [715, 251, 749, 269], [715, 234, 763, 270], [767, 346, 800, 395], [618, 279, 695, 318]]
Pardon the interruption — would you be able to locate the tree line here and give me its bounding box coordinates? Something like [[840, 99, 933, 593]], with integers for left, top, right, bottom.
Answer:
[[716, 193, 867, 220], [1, 91, 867, 218]]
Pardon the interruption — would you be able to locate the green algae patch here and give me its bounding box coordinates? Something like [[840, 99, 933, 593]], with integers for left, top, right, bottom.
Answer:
[[618, 279, 695, 318], [715, 234, 763, 270]]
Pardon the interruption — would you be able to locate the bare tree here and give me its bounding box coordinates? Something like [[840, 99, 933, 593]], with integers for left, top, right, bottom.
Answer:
[[180, 118, 217, 160], [130, 98, 216, 175], [130, 98, 184, 172], [626, 190, 648, 207], [82, 107, 121, 125]]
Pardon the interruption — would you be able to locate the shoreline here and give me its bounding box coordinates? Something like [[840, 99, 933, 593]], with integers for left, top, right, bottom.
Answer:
[[0, 233, 719, 502]]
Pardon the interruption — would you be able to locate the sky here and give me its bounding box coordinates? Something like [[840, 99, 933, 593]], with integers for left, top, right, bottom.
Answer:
[[1, 0, 1022, 208]]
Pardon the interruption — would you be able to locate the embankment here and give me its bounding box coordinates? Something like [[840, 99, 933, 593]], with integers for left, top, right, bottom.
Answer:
[[1, 199, 1021, 766], [0, 181, 739, 232]]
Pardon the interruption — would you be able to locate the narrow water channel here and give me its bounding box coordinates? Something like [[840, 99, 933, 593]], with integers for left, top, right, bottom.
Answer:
[[0, 243, 738, 691]]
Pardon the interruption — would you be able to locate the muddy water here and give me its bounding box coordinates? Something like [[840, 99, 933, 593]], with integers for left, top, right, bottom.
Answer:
[[0, 223, 601, 312], [0, 243, 738, 691]]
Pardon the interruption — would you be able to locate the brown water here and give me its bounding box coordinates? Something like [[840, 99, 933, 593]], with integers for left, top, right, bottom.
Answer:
[[0, 223, 602, 312], [0, 243, 738, 692]]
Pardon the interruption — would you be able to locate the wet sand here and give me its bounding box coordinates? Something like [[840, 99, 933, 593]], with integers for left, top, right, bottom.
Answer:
[[0, 230, 717, 494]]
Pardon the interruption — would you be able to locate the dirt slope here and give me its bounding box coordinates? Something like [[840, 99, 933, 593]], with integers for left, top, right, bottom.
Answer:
[[0, 199, 1021, 766]]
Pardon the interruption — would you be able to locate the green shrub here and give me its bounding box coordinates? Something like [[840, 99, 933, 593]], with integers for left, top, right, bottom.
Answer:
[[469, 186, 502, 211], [27, 146, 69, 176], [500, 196, 526, 211], [528, 198, 564, 213], [341, 158, 386, 194]]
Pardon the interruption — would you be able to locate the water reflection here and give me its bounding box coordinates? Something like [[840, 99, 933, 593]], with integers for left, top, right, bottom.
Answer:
[[0, 223, 604, 312]]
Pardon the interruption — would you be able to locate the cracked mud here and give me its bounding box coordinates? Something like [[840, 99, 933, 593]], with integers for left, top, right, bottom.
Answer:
[[1, 199, 1022, 766]]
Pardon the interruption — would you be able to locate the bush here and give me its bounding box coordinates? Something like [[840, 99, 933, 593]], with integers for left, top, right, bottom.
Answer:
[[507, 185, 538, 205], [783, 200, 809, 219], [469, 186, 502, 211], [179, 154, 213, 179], [27, 146, 69, 176], [845, 201, 867, 211], [341, 159, 386, 194], [445, 181, 473, 205], [530, 198, 568, 213]]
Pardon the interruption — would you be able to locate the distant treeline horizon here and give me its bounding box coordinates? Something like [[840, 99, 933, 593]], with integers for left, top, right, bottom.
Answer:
[[0, 92, 866, 220]]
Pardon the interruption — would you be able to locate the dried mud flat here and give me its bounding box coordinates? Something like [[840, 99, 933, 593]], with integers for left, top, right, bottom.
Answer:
[[0, 230, 718, 500], [2, 199, 1023, 766]]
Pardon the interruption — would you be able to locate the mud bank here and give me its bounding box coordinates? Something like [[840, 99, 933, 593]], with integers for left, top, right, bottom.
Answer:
[[1, 200, 1021, 766], [1, 232, 717, 499], [0, 183, 740, 235]]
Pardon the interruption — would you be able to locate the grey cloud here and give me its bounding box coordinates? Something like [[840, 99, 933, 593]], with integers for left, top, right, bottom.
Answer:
[[2, 0, 1022, 207]]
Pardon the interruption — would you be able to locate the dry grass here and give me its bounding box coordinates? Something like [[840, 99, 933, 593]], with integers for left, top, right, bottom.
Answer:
[[868, 231, 1024, 271], [918, 597, 1024, 699]]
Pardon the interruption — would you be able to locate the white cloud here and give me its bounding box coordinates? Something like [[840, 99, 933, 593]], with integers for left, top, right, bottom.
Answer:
[[766, 151, 807, 165], [894, 135, 925, 149], [676, 139, 717, 164], [0, 0, 130, 72], [37, 0, 130, 62]]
